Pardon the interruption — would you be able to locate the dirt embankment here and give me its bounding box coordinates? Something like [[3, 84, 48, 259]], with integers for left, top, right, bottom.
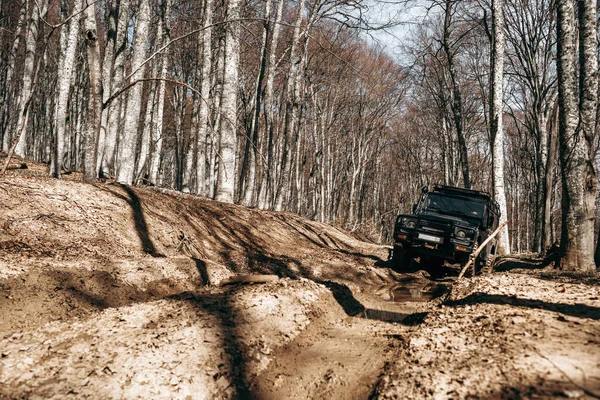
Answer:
[[1, 167, 600, 400], [374, 270, 600, 399], [0, 170, 405, 399], [0, 171, 396, 334]]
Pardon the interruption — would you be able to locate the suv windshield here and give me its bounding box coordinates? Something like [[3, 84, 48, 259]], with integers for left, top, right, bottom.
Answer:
[[423, 193, 485, 219]]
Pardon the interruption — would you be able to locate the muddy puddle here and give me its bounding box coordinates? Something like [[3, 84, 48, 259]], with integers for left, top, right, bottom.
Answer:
[[373, 276, 451, 303], [357, 277, 451, 324]]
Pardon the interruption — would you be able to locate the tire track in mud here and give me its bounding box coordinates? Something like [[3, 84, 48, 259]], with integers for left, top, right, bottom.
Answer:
[[246, 270, 453, 400], [248, 317, 402, 400]]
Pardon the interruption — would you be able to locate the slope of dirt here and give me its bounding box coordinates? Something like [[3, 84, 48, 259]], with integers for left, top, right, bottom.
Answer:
[[0, 169, 405, 399], [2, 168, 600, 400], [0, 171, 395, 335], [373, 268, 600, 399], [1, 279, 331, 399]]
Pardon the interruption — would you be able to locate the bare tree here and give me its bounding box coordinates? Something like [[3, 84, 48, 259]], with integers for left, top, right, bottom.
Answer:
[[1, 3, 27, 151], [13, 0, 47, 158], [556, 0, 596, 271], [102, 0, 131, 177], [51, 0, 82, 178], [239, 0, 273, 206], [116, 0, 151, 184], [489, 0, 510, 253], [215, 0, 241, 203], [84, 0, 102, 180], [441, 0, 471, 189]]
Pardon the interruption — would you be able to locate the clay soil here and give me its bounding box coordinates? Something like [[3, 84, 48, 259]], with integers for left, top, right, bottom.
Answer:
[[1, 163, 599, 399]]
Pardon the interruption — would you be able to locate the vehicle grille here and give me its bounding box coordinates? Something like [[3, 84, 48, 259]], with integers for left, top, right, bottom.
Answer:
[[419, 220, 451, 234]]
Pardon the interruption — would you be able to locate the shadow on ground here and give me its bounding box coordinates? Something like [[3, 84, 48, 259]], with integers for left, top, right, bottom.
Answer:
[[445, 293, 600, 320]]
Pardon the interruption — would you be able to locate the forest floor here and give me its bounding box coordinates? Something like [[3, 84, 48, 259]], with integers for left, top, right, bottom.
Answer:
[[1, 162, 600, 399]]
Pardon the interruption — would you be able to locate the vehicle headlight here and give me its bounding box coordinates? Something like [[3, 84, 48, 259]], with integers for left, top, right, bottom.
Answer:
[[402, 218, 417, 229], [454, 227, 475, 240]]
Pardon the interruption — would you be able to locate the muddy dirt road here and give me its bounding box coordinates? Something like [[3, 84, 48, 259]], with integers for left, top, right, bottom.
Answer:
[[1, 171, 600, 399]]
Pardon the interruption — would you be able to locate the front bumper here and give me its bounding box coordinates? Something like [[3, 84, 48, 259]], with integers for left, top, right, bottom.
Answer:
[[394, 228, 475, 261]]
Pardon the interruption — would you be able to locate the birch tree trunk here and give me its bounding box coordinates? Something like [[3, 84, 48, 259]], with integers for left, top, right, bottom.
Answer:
[[137, 64, 158, 183], [148, 0, 171, 186], [1, 4, 26, 151], [275, 0, 307, 211], [14, 0, 46, 158], [194, 0, 212, 196], [103, 0, 130, 176], [576, 0, 599, 269], [215, 0, 241, 203], [258, 0, 284, 208], [209, 35, 225, 198], [556, 0, 596, 271], [241, 0, 273, 206], [117, 0, 150, 184], [542, 97, 558, 250], [442, 0, 471, 189], [51, 0, 81, 178], [96, 0, 117, 173], [83, 0, 102, 180], [490, 0, 510, 254]]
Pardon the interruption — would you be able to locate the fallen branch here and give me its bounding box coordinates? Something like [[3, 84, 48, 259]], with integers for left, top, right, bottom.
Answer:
[[5, 163, 28, 170], [457, 220, 509, 280]]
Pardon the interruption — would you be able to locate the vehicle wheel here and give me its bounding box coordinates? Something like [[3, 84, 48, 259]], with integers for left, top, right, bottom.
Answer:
[[473, 258, 485, 275], [392, 245, 412, 272], [474, 245, 493, 275]]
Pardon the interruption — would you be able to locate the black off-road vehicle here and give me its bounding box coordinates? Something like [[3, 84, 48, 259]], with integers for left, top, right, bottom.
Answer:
[[392, 185, 500, 274]]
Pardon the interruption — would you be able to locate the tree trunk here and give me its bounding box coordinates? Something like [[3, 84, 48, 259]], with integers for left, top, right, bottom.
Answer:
[[542, 97, 559, 251], [241, 0, 273, 206], [443, 0, 470, 189], [51, 0, 81, 178], [137, 60, 159, 183], [83, 0, 102, 180], [148, 0, 171, 186], [1, 3, 27, 151], [194, 0, 213, 196], [490, 0, 510, 254], [14, 0, 46, 158], [258, 0, 284, 209], [97, 0, 118, 174], [117, 0, 150, 184], [577, 0, 599, 269], [103, 0, 131, 177], [556, 0, 596, 271], [274, 0, 306, 211], [215, 0, 241, 203]]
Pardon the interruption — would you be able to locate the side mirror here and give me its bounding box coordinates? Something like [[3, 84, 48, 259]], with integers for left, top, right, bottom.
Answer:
[[412, 204, 417, 213]]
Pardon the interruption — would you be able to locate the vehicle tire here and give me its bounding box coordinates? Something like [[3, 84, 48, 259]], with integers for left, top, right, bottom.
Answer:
[[392, 245, 412, 272], [474, 243, 493, 275], [473, 258, 484, 275]]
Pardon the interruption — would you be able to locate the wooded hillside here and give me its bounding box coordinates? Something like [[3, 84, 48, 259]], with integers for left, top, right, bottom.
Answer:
[[1, 0, 599, 271]]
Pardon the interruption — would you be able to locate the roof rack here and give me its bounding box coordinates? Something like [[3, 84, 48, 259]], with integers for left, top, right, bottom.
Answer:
[[433, 184, 491, 198], [432, 184, 501, 216]]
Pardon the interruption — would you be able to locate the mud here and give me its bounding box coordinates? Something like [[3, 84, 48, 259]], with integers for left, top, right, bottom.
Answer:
[[1, 169, 600, 399]]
